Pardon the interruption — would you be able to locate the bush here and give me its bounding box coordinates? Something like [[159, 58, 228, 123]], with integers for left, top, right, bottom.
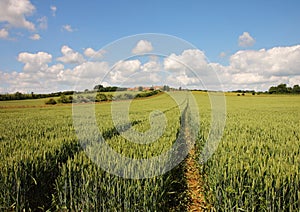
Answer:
[[58, 94, 73, 104], [45, 98, 57, 105], [96, 93, 108, 102]]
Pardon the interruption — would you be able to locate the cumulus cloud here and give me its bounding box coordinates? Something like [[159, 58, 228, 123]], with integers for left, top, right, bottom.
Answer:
[[73, 61, 109, 78], [62, 24, 75, 32], [84, 48, 105, 59], [141, 60, 161, 72], [2, 44, 300, 93], [0, 28, 9, 39], [212, 45, 300, 90], [162, 49, 216, 88], [110, 60, 141, 83], [229, 45, 300, 76], [238, 32, 255, 47], [50, 5, 57, 16], [57, 45, 85, 64], [132, 40, 153, 54], [0, 0, 35, 30], [29, 33, 40, 40], [164, 49, 208, 72], [17, 51, 52, 72], [37, 16, 47, 30]]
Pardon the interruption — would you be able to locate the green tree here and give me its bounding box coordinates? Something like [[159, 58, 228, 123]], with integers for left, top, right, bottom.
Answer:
[[94, 84, 104, 91], [163, 85, 170, 91], [292, 85, 300, 94], [96, 93, 108, 102], [45, 98, 57, 105], [58, 94, 72, 103]]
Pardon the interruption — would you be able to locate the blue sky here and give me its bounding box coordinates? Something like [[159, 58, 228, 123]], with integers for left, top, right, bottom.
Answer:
[[1, 0, 300, 93]]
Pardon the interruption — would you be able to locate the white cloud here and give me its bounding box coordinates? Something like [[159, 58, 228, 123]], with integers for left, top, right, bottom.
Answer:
[[17, 51, 52, 72], [2, 44, 300, 93], [162, 49, 214, 88], [238, 32, 255, 47], [50, 5, 57, 16], [141, 60, 161, 72], [164, 49, 208, 72], [57, 45, 85, 64], [132, 40, 153, 54], [0, 28, 9, 39], [37, 16, 47, 30], [0, 0, 35, 30], [229, 45, 300, 76], [84, 48, 105, 59], [288, 76, 300, 86], [29, 33, 40, 40], [57, 61, 110, 91], [212, 45, 300, 90], [74, 61, 109, 78], [110, 60, 141, 83], [62, 24, 75, 32]]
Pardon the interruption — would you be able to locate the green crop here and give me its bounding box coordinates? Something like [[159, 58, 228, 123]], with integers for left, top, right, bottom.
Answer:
[[195, 93, 300, 211], [1, 92, 299, 211]]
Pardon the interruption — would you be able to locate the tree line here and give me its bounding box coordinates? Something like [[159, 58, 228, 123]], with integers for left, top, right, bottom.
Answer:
[[268, 84, 300, 94], [0, 91, 74, 101], [1, 83, 300, 101]]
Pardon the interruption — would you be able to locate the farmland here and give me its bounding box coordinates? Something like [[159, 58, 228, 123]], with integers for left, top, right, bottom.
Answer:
[[0, 92, 300, 211]]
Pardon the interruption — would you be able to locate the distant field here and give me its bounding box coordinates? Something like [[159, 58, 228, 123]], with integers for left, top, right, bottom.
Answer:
[[0, 98, 53, 107], [0, 92, 299, 211]]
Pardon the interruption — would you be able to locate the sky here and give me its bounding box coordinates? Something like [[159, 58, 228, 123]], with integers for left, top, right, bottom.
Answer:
[[0, 0, 300, 93]]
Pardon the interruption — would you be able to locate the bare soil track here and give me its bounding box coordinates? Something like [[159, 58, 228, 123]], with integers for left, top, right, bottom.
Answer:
[[185, 127, 210, 211]]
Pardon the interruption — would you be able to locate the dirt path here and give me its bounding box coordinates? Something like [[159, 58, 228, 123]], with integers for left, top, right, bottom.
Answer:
[[185, 128, 209, 211]]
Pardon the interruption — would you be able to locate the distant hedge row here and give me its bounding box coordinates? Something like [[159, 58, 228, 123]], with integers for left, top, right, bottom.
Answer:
[[45, 90, 161, 104]]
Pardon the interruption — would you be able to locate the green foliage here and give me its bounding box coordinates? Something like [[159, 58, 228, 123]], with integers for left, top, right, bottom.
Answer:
[[269, 83, 300, 94], [95, 93, 108, 102], [0, 91, 74, 101], [45, 98, 57, 105], [58, 94, 73, 104], [93, 84, 127, 92], [163, 85, 170, 91], [57, 94, 73, 104]]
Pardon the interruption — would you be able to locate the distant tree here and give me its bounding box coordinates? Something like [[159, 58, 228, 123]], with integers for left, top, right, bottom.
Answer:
[[163, 85, 170, 91], [292, 85, 300, 94], [94, 84, 104, 91], [269, 86, 277, 94], [96, 93, 107, 102], [45, 98, 57, 105], [277, 84, 288, 93], [58, 94, 72, 103], [138, 86, 143, 91], [269, 83, 293, 94], [15, 92, 23, 100]]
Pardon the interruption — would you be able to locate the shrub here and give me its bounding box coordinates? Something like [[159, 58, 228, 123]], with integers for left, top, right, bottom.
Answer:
[[45, 98, 57, 105]]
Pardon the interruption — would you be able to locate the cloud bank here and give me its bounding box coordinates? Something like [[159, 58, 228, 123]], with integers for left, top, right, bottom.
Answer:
[[1, 41, 300, 93]]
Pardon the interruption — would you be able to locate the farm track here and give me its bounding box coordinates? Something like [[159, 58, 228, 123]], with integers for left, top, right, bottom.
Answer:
[[185, 148, 208, 211], [184, 124, 209, 211]]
